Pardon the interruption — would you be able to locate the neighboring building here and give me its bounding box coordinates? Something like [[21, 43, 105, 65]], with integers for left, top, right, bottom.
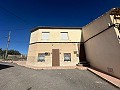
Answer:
[[7, 54, 27, 60], [82, 8, 120, 79], [27, 27, 81, 67]]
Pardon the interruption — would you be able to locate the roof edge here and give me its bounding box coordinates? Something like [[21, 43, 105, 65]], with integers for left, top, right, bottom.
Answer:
[[31, 26, 82, 33]]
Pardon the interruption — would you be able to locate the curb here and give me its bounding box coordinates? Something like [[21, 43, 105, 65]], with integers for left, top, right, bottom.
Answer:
[[87, 68, 120, 88]]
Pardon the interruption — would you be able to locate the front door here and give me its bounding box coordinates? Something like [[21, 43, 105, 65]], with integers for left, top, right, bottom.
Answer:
[[52, 49, 60, 66]]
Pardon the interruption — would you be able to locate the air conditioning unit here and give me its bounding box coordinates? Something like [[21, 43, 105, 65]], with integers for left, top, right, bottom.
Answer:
[[74, 51, 77, 54], [45, 52, 50, 56]]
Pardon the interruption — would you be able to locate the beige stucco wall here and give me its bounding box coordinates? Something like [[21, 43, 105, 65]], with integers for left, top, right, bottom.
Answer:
[[30, 29, 81, 43], [27, 28, 81, 67], [83, 12, 120, 79], [27, 43, 79, 67]]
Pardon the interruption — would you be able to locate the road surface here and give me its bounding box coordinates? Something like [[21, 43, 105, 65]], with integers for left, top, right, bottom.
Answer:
[[0, 62, 118, 90]]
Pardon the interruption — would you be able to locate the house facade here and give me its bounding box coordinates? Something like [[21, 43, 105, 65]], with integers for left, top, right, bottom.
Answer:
[[27, 8, 120, 79], [27, 27, 82, 67]]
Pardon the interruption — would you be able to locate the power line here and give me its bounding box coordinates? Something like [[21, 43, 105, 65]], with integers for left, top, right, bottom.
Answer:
[[0, 29, 31, 31], [0, 27, 34, 32], [10, 41, 29, 43], [0, 5, 33, 27], [0, 36, 7, 39]]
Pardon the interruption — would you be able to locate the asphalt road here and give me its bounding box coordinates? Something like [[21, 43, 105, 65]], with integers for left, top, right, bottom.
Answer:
[[0, 62, 118, 90]]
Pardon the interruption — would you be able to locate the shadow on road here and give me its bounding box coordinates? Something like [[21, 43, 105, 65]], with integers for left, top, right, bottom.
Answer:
[[0, 64, 14, 70]]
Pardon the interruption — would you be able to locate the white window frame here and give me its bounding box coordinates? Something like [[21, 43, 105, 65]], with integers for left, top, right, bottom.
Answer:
[[64, 53, 71, 62], [60, 32, 69, 40], [41, 32, 50, 40], [38, 53, 45, 62]]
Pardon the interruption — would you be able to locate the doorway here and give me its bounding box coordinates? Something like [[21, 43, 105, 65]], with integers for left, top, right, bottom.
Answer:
[[52, 49, 60, 66]]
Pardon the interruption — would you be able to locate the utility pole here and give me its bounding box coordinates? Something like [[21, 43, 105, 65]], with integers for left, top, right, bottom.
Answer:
[[5, 31, 11, 59]]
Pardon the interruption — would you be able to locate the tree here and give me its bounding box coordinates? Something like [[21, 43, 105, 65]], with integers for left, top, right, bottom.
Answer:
[[0, 49, 21, 55], [0, 48, 3, 56], [7, 50, 21, 55]]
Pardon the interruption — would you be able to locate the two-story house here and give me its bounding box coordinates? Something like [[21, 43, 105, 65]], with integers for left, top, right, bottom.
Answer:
[[27, 27, 82, 67], [26, 8, 120, 79]]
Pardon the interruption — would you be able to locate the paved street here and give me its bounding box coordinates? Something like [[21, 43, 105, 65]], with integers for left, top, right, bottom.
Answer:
[[0, 62, 118, 90]]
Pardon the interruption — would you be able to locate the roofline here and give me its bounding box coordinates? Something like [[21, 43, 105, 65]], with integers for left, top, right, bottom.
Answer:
[[31, 8, 119, 32], [31, 26, 82, 33], [82, 7, 120, 28]]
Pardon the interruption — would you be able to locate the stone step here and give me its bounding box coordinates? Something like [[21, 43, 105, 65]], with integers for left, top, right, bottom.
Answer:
[[77, 62, 90, 67]]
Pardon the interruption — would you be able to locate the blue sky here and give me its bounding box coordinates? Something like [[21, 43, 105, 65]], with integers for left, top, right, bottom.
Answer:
[[0, 0, 120, 54]]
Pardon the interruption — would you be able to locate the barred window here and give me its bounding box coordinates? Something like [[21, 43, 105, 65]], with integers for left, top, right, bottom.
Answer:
[[64, 53, 71, 61], [38, 53, 45, 62]]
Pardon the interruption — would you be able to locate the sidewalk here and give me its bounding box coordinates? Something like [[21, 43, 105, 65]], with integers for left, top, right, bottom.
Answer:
[[13, 61, 87, 70], [88, 68, 120, 88], [1, 61, 87, 70]]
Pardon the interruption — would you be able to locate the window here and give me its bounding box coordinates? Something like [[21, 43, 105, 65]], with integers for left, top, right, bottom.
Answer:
[[64, 53, 71, 62], [41, 32, 50, 40], [38, 53, 45, 62], [61, 32, 69, 40]]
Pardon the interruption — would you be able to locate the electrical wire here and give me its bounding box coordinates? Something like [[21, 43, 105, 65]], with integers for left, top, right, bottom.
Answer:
[[0, 5, 33, 27]]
